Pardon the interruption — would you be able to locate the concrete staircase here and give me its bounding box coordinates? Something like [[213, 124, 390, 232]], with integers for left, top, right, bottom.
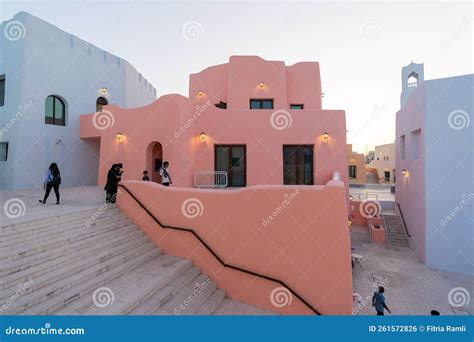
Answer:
[[382, 214, 410, 248], [365, 173, 379, 184], [0, 206, 274, 315]]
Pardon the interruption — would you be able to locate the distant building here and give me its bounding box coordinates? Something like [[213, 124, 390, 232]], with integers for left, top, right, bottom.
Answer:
[[368, 143, 395, 184], [366, 150, 375, 163], [395, 62, 473, 275], [0, 12, 156, 190], [347, 144, 365, 184]]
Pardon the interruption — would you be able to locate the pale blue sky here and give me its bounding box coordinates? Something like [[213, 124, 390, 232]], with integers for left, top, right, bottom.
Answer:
[[1, 1, 472, 152]]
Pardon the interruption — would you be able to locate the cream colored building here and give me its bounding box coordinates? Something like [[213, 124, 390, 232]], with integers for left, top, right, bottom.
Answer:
[[368, 143, 395, 183], [347, 144, 366, 184]]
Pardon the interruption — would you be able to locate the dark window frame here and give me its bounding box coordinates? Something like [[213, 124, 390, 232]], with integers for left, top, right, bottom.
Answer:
[[290, 104, 304, 110], [214, 144, 247, 187], [349, 165, 357, 179], [0, 141, 8, 161], [384, 171, 390, 182], [45, 95, 66, 126], [283, 144, 314, 185], [0, 74, 5, 107], [249, 99, 274, 109]]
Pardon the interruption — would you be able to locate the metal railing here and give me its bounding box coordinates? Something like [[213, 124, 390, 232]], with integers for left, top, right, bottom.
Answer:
[[117, 184, 321, 315], [395, 202, 411, 237], [194, 171, 228, 189]]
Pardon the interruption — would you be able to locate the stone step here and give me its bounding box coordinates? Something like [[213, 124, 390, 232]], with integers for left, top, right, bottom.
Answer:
[[0, 226, 147, 299], [1, 206, 120, 234], [0, 210, 128, 249], [14, 247, 161, 315], [195, 289, 226, 315], [129, 265, 201, 315], [3, 239, 159, 315], [0, 217, 134, 270], [78, 258, 194, 315], [155, 273, 217, 315]]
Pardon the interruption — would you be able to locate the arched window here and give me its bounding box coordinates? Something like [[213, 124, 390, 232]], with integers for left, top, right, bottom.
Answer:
[[96, 96, 108, 111], [45, 95, 66, 126], [407, 72, 418, 88]]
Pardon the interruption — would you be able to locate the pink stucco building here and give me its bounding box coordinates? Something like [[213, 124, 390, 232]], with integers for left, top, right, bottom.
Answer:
[[81, 56, 348, 189], [80, 56, 353, 314]]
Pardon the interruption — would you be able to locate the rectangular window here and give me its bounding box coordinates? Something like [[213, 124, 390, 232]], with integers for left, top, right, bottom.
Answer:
[[290, 104, 304, 110], [0, 142, 8, 161], [250, 99, 273, 109], [348, 165, 357, 179], [283, 145, 313, 185], [411, 129, 421, 159], [0, 74, 5, 106], [384, 171, 390, 182], [400, 135, 406, 160], [215, 145, 246, 187]]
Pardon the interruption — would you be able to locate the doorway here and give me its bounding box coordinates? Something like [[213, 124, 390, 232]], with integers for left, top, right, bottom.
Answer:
[[283, 145, 314, 185], [146, 142, 163, 183], [215, 145, 246, 187]]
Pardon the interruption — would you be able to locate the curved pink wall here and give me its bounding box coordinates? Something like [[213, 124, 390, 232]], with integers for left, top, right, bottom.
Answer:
[[116, 179, 352, 315]]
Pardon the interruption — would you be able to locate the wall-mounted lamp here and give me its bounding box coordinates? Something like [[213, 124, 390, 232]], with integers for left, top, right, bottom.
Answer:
[[197, 91, 204, 97], [100, 87, 108, 94], [322, 132, 329, 143], [116, 132, 124, 143], [401, 169, 409, 177], [321, 92, 325, 98], [258, 82, 265, 89], [199, 131, 207, 142]]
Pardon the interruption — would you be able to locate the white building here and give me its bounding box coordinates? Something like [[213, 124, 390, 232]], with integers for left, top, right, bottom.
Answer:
[[396, 62, 473, 275], [0, 12, 156, 190]]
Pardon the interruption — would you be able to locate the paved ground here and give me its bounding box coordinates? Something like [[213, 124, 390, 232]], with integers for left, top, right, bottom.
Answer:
[[0, 186, 105, 226], [351, 233, 473, 316]]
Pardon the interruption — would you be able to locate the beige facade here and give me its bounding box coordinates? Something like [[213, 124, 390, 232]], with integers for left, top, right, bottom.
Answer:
[[368, 143, 395, 183], [347, 144, 366, 184]]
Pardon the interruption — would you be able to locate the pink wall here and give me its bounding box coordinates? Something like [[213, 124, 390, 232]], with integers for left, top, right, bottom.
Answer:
[[116, 179, 352, 315], [395, 85, 426, 262], [80, 56, 348, 190]]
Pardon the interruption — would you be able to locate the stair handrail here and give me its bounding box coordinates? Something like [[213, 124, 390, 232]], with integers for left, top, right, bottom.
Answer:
[[395, 202, 411, 238], [117, 184, 322, 315]]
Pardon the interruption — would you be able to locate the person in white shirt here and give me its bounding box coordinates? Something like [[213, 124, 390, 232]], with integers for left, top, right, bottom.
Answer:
[[159, 161, 172, 186]]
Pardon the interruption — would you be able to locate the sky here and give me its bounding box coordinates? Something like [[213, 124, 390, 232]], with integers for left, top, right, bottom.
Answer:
[[1, 0, 472, 153]]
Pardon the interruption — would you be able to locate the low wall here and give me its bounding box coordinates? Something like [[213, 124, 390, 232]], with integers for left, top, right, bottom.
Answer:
[[116, 180, 352, 315]]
